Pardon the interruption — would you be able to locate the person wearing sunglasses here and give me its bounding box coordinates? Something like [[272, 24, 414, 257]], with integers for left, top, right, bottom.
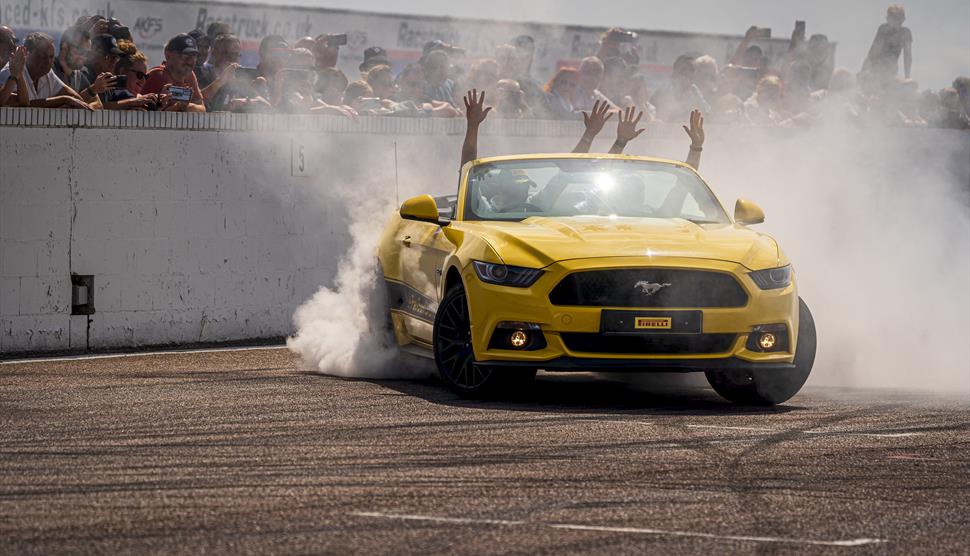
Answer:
[[102, 43, 160, 110]]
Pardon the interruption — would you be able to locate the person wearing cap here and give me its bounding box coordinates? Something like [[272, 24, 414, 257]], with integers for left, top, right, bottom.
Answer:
[[0, 32, 93, 109], [81, 34, 122, 89], [359, 46, 389, 77], [421, 49, 457, 106], [141, 33, 205, 112], [187, 29, 211, 78]]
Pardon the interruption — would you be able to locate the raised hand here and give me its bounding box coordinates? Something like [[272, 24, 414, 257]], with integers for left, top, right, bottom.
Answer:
[[683, 109, 705, 148], [463, 89, 492, 125], [9, 46, 26, 75], [581, 99, 613, 137], [218, 63, 240, 83], [616, 105, 645, 143], [91, 73, 117, 94]]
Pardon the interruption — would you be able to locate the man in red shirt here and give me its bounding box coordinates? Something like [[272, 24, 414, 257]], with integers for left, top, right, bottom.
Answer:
[[142, 33, 205, 112]]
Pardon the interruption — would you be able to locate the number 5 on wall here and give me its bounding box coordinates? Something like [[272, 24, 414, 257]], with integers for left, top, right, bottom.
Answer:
[[291, 139, 311, 177]]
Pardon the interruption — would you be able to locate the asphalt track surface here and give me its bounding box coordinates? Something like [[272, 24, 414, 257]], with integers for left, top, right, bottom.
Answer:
[[1, 347, 968, 555]]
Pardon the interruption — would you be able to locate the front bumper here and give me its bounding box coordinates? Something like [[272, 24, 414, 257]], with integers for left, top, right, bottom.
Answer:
[[462, 256, 800, 370]]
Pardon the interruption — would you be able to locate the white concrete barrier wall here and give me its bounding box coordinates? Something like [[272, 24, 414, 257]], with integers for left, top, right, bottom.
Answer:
[[0, 109, 608, 354], [1, 108, 968, 355]]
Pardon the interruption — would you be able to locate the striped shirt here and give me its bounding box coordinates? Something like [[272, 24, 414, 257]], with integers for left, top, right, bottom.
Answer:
[[425, 78, 456, 106]]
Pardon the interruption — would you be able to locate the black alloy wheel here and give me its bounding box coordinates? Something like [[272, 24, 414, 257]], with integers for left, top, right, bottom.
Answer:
[[706, 297, 817, 406], [433, 286, 500, 395]]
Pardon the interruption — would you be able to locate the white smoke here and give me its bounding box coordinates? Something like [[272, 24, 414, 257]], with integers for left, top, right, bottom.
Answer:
[[693, 124, 970, 395]]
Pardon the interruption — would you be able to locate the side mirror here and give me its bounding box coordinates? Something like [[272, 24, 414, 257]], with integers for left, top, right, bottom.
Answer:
[[400, 194, 442, 224], [734, 198, 765, 225]]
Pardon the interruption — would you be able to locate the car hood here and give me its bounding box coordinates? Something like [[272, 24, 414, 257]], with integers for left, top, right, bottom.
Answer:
[[460, 216, 781, 270]]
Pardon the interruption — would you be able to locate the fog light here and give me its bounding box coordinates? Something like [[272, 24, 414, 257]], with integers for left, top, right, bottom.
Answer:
[[510, 330, 529, 348], [758, 332, 777, 350]]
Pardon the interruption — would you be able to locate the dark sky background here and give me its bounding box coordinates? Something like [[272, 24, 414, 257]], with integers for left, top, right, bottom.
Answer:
[[244, 0, 969, 88]]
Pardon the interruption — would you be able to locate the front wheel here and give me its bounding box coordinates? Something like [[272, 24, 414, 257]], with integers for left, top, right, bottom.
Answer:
[[433, 285, 535, 396], [706, 297, 817, 405]]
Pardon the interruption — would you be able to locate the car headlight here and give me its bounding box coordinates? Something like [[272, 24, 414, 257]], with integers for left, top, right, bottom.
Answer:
[[749, 265, 792, 290], [472, 261, 543, 287]]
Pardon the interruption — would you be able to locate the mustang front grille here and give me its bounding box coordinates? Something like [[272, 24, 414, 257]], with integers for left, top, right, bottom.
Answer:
[[561, 333, 737, 355], [548, 269, 747, 308]]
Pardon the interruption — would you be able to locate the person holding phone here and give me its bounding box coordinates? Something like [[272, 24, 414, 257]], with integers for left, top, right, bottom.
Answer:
[[102, 43, 161, 111], [141, 33, 205, 112]]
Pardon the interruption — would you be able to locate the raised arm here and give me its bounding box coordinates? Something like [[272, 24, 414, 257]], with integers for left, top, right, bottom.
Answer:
[[572, 100, 613, 153], [902, 29, 912, 78], [608, 106, 646, 154], [460, 89, 492, 168], [683, 109, 705, 170], [1, 47, 28, 107], [202, 63, 240, 101], [862, 26, 885, 72], [730, 26, 760, 66]]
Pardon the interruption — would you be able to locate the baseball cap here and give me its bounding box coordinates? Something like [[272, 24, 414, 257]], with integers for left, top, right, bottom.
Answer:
[[91, 34, 123, 56], [187, 29, 211, 48], [359, 46, 389, 72], [165, 33, 200, 55], [422, 39, 464, 57]]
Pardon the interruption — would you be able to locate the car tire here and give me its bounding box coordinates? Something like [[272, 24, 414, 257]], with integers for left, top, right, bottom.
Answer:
[[433, 285, 535, 397], [706, 297, 817, 406]]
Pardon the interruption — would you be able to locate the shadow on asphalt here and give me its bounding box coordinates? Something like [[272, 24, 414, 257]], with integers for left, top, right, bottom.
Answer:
[[359, 372, 804, 416]]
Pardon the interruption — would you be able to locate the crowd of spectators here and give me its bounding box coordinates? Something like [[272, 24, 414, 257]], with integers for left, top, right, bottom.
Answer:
[[0, 4, 968, 129]]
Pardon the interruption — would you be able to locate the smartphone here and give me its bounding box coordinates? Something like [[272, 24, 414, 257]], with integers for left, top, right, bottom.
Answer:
[[234, 67, 258, 81], [754, 27, 772, 39], [113, 75, 127, 89], [169, 86, 192, 102], [795, 20, 806, 36], [327, 33, 348, 46]]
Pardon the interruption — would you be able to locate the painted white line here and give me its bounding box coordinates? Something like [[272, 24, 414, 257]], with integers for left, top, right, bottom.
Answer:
[[0, 345, 288, 365], [352, 512, 524, 526], [352, 512, 886, 547], [686, 425, 774, 432], [549, 524, 886, 547]]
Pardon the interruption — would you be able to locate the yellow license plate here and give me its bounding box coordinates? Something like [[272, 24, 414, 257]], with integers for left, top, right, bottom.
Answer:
[[635, 317, 672, 330]]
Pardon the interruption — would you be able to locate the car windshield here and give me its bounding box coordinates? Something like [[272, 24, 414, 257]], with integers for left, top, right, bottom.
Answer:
[[464, 158, 729, 223]]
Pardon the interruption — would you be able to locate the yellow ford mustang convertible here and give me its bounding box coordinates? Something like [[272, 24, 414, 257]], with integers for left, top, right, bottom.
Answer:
[[378, 153, 816, 405]]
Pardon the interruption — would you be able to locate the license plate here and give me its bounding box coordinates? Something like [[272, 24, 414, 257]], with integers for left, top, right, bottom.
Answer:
[[635, 317, 672, 330], [601, 310, 702, 335]]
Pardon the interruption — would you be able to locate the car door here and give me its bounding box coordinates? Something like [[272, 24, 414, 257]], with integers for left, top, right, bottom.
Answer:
[[395, 219, 452, 343]]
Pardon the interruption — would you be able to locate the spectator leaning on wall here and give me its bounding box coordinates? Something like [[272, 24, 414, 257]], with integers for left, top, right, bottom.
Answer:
[[0, 33, 93, 110], [141, 34, 206, 112]]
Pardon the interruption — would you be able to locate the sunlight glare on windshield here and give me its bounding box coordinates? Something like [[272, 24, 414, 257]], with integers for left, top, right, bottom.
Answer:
[[595, 173, 615, 193]]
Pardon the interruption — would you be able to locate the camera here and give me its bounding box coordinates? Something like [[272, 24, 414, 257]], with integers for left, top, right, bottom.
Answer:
[[169, 86, 192, 102], [321, 33, 348, 47], [113, 75, 128, 89]]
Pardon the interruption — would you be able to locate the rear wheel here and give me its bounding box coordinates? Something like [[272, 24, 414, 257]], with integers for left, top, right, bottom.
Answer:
[[706, 297, 817, 405], [433, 285, 535, 396]]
